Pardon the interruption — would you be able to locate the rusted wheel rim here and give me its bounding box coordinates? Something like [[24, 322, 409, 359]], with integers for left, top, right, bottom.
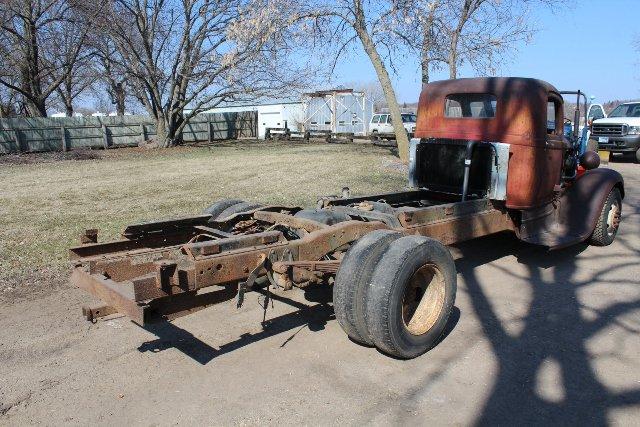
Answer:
[[401, 264, 446, 336], [606, 202, 621, 236]]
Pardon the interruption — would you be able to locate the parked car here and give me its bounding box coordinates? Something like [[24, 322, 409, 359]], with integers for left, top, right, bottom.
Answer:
[[592, 101, 640, 162], [369, 113, 417, 140]]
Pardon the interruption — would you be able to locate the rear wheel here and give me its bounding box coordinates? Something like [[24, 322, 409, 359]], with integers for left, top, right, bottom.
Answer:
[[203, 199, 243, 218], [217, 201, 262, 220], [589, 187, 622, 246], [365, 236, 457, 359], [333, 230, 402, 345]]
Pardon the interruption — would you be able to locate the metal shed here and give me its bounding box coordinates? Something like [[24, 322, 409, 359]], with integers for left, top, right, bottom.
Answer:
[[201, 89, 373, 139], [202, 99, 304, 139], [302, 89, 373, 136]]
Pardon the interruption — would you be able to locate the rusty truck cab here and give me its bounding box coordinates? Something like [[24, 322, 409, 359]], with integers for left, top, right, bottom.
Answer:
[[409, 77, 623, 248], [410, 77, 567, 209]]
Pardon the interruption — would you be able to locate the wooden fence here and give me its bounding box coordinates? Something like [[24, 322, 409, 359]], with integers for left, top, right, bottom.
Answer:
[[0, 111, 257, 154]]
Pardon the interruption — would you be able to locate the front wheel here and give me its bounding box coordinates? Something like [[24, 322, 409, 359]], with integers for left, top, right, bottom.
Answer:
[[589, 188, 622, 246], [365, 236, 457, 359], [636, 148, 640, 163]]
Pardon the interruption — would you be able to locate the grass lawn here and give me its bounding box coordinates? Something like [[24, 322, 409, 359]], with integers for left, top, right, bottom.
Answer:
[[0, 141, 406, 299]]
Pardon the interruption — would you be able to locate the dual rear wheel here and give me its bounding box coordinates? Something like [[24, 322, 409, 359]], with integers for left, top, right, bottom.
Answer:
[[334, 230, 457, 359]]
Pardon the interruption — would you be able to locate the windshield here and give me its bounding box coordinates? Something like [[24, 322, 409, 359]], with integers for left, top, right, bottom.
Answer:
[[401, 114, 417, 123], [608, 103, 640, 118]]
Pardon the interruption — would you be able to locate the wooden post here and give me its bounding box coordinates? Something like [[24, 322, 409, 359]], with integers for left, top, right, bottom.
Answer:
[[207, 118, 212, 143], [102, 124, 109, 149], [140, 124, 147, 142], [13, 129, 23, 153], [60, 125, 69, 151]]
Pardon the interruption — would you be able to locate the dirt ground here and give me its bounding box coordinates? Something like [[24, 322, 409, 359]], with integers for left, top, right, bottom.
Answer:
[[1, 151, 639, 426]]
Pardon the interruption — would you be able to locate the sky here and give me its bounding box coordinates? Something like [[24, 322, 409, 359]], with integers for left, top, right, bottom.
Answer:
[[333, 0, 640, 104]]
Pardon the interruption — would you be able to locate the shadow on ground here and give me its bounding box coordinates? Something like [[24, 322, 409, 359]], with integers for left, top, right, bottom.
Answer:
[[454, 230, 640, 425], [137, 215, 640, 424]]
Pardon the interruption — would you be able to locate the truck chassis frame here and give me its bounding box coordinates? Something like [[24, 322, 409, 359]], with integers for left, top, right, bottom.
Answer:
[[70, 190, 514, 325]]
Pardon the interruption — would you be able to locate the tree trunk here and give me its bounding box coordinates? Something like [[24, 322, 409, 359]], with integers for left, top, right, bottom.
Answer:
[[25, 98, 47, 117], [448, 51, 457, 79], [115, 83, 125, 116], [65, 100, 73, 117], [420, 2, 438, 86], [353, 14, 409, 161], [155, 115, 182, 148], [421, 48, 431, 86]]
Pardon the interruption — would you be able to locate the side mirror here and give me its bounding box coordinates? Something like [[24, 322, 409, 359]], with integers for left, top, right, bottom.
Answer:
[[579, 150, 600, 170]]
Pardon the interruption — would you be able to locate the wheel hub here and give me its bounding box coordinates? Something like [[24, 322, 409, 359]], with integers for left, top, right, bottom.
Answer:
[[401, 264, 446, 336], [606, 202, 621, 236]]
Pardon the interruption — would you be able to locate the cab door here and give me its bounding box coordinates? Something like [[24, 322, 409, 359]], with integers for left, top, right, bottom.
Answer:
[[380, 114, 393, 133]]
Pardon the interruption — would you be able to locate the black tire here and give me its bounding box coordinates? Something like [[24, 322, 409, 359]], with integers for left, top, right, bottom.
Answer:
[[365, 236, 457, 359], [203, 199, 243, 217], [370, 130, 379, 142], [636, 148, 640, 164], [333, 230, 402, 345], [216, 201, 262, 220], [589, 188, 622, 246]]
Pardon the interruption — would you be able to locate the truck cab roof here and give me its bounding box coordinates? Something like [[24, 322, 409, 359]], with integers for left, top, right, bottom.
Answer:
[[415, 77, 563, 146]]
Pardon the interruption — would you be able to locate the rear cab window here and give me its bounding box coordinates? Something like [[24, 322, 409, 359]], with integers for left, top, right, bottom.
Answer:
[[547, 96, 562, 135], [444, 93, 497, 118]]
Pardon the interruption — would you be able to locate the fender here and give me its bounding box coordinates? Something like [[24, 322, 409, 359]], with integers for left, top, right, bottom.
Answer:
[[555, 167, 624, 247], [518, 167, 624, 249]]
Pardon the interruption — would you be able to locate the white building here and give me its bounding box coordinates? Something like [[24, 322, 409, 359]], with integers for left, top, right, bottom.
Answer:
[[201, 90, 373, 139], [202, 99, 304, 139]]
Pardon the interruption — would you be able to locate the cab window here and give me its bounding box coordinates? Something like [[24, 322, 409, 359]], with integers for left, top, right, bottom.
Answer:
[[588, 105, 605, 120], [547, 98, 562, 135], [444, 94, 496, 118], [372, 115, 380, 124], [386, 115, 392, 124]]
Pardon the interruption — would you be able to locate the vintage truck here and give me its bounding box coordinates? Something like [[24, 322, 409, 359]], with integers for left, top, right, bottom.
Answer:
[[70, 77, 624, 359]]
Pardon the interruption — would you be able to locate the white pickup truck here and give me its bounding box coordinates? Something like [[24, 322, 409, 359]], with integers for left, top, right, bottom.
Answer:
[[369, 113, 417, 140], [592, 102, 640, 163]]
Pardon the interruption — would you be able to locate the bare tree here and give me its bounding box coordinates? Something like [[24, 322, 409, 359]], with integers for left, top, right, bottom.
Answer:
[[412, 0, 554, 83], [54, 33, 96, 116], [0, 83, 21, 117], [318, 0, 415, 161], [91, 38, 129, 116], [0, 0, 93, 116], [83, 0, 318, 147], [349, 80, 387, 111]]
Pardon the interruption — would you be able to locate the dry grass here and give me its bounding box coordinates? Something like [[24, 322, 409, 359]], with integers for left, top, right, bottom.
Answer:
[[0, 141, 406, 298]]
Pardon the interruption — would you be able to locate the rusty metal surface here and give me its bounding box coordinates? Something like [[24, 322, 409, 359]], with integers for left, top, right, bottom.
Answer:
[[407, 209, 514, 245], [71, 269, 147, 324], [253, 210, 327, 232], [70, 192, 515, 325], [397, 199, 491, 228], [82, 303, 117, 322], [296, 220, 388, 260], [415, 77, 566, 210], [272, 260, 341, 274], [182, 231, 285, 259], [415, 77, 559, 146]]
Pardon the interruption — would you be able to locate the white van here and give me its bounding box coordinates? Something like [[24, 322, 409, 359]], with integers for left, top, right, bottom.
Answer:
[[370, 113, 417, 139]]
